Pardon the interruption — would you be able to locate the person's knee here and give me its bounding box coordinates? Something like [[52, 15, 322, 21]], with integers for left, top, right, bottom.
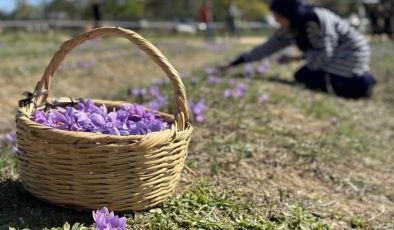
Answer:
[[294, 66, 309, 83], [294, 67, 305, 83]]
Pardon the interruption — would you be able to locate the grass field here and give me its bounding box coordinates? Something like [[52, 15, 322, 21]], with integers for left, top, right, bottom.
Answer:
[[0, 31, 393, 229]]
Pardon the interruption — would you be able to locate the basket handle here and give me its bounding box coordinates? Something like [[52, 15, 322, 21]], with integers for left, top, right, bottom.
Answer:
[[33, 27, 189, 131]]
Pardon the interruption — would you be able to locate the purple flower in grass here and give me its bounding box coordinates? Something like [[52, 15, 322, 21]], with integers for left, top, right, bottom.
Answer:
[[146, 95, 168, 111], [130, 88, 146, 98], [189, 99, 206, 124], [6, 133, 16, 143], [243, 64, 255, 78], [234, 83, 248, 98], [195, 115, 205, 123], [11, 146, 18, 155], [224, 89, 233, 98], [149, 86, 161, 97], [192, 99, 205, 115], [208, 76, 222, 85], [93, 207, 126, 230], [331, 117, 338, 126], [256, 59, 271, 75], [259, 95, 269, 103], [205, 66, 218, 75], [5, 132, 18, 155]]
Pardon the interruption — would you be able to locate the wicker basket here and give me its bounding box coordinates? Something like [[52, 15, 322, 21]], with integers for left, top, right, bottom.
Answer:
[[15, 27, 193, 211]]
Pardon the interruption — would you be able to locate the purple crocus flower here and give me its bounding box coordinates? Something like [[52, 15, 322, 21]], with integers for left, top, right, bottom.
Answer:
[[91, 114, 107, 129], [188, 99, 206, 124], [130, 88, 146, 98], [146, 95, 168, 111], [31, 99, 170, 136], [192, 99, 205, 115], [195, 115, 205, 123], [92, 207, 126, 230], [234, 83, 248, 98], [259, 95, 269, 103], [224, 89, 233, 98], [5, 132, 18, 154], [243, 64, 255, 78], [32, 110, 48, 124], [5, 132, 16, 143], [11, 146, 18, 155], [205, 66, 218, 75], [331, 117, 338, 126], [256, 59, 271, 75], [149, 86, 161, 97], [208, 76, 222, 85]]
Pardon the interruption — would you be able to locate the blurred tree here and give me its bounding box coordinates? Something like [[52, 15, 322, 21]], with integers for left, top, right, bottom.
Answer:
[[144, 0, 270, 21], [217, 0, 269, 21], [12, 0, 40, 20], [101, 0, 149, 20], [310, 0, 359, 16], [46, 0, 75, 19]]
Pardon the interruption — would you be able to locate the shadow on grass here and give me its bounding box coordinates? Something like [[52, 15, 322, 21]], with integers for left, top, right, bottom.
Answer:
[[0, 179, 91, 229]]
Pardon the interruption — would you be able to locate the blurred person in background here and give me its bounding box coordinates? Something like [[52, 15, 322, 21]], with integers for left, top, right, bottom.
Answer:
[[370, 2, 392, 39], [199, 1, 215, 41], [220, 0, 376, 99], [92, 0, 102, 28], [226, 0, 241, 38]]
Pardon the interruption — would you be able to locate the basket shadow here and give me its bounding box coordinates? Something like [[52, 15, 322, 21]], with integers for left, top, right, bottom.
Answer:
[[0, 179, 92, 229]]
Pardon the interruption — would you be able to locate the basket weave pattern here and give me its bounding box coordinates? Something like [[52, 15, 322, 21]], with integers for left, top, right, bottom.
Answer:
[[15, 27, 192, 211]]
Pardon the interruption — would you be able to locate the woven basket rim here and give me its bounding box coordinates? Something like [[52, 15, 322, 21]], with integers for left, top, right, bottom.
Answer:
[[17, 98, 192, 141]]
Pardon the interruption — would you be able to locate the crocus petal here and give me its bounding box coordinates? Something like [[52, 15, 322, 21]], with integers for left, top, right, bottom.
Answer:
[[5, 133, 17, 143], [91, 114, 107, 128]]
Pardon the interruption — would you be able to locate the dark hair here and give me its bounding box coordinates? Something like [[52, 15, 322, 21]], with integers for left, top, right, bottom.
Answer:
[[270, 0, 311, 29]]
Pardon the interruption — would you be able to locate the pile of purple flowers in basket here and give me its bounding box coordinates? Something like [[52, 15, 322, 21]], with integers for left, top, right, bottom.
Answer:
[[31, 99, 170, 136]]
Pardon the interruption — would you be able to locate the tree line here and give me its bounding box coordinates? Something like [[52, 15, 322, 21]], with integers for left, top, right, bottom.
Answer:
[[0, 0, 364, 21]]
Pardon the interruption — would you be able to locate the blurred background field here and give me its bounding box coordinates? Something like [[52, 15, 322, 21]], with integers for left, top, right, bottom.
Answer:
[[0, 0, 394, 229]]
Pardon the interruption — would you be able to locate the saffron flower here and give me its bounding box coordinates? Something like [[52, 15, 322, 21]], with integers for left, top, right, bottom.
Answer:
[[31, 99, 169, 136], [331, 117, 338, 126], [205, 66, 218, 76], [5, 133, 16, 143], [208, 76, 222, 85], [259, 95, 269, 103], [224, 83, 248, 99], [189, 99, 206, 123], [243, 64, 255, 78], [146, 95, 168, 111], [5, 132, 18, 154], [130, 88, 146, 98], [256, 59, 271, 75], [93, 207, 126, 230]]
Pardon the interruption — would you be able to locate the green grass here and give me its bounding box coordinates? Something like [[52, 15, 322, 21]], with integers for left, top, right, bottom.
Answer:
[[1, 32, 393, 229]]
